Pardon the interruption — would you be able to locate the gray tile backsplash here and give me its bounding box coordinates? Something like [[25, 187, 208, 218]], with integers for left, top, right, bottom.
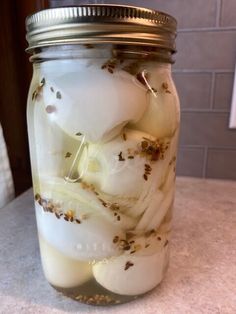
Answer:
[[176, 147, 205, 177], [50, 0, 236, 180], [175, 31, 236, 70], [206, 149, 236, 180], [173, 73, 212, 110], [220, 0, 236, 27], [180, 112, 236, 147], [213, 73, 234, 110]]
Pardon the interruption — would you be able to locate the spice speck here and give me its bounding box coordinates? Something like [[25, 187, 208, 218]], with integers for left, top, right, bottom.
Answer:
[[56, 91, 62, 99], [124, 261, 134, 271], [65, 152, 72, 158]]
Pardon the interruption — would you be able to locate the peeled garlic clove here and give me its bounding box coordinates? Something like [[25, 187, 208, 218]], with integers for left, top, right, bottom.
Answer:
[[42, 67, 148, 142], [93, 245, 168, 296], [35, 177, 125, 261], [39, 235, 92, 288], [78, 129, 156, 198]]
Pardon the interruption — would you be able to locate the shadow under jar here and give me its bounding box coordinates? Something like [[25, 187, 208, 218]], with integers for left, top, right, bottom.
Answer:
[[25, 5, 179, 306]]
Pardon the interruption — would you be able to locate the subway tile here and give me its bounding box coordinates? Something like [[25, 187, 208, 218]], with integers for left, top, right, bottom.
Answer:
[[220, 0, 236, 27], [206, 149, 236, 180], [179, 112, 236, 147], [174, 31, 236, 70], [213, 73, 234, 110], [176, 147, 205, 177], [173, 73, 212, 110], [50, 0, 217, 28], [144, 0, 217, 29]]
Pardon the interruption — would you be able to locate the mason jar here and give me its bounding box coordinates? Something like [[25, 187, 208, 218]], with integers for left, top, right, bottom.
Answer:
[[25, 5, 179, 306]]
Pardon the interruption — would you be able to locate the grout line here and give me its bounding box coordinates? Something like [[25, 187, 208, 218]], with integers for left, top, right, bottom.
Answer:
[[216, 0, 222, 27], [210, 72, 216, 109], [179, 145, 236, 151], [202, 146, 208, 178], [178, 26, 236, 33], [179, 145, 205, 150], [173, 69, 234, 74], [181, 109, 230, 113]]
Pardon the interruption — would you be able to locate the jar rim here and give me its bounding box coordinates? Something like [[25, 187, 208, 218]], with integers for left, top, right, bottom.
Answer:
[[25, 4, 177, 54]]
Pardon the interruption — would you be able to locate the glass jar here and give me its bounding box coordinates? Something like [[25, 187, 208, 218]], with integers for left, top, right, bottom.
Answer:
[[26, 5, 179, 305]]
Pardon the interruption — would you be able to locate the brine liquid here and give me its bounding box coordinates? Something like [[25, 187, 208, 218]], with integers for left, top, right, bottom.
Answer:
[[27, 46, 180, 304]]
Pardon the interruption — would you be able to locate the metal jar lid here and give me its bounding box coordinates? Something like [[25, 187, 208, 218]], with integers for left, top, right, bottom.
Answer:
[[25, 4, 177, 53]]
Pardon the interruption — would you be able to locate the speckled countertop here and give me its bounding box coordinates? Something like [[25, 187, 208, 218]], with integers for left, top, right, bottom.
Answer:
[[0, 177, 236, 314]]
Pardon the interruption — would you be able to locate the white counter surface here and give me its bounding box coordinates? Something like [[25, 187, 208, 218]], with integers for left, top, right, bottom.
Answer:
[[0, 177, 236, 314]]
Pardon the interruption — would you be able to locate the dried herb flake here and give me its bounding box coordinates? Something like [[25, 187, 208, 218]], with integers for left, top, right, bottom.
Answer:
[[124, 261, 134, 270]]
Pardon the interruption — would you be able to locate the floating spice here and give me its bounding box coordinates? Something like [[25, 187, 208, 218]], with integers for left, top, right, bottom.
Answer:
[[110, 203, 120, 211], [162, 82, 171, 94], [32, 77, 45, 100], [50, 86, 54, 92], [75, 294, 119, 305], [75, 132, 83, 136], [98, 198, 107, 207], [118, 151, 125, 161], [56, 91, 62, 99], [143, 163, 152, 179], [119, 239, 130, 250], [122, 133, 127, 141], [101, 58, 118, 74], [124, 261, 134, 271], [128, 155, 134, 159], [140, 137, 168, 162], [35, 194, 83, 225], [113, 236, 119, 244], [164, 240, 169, 247], [65, 152, 72, 158], [123, 244, 131, 251]]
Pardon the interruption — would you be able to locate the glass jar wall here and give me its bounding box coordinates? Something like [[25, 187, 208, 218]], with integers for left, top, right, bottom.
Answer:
[[27, 43, 180, 305]]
